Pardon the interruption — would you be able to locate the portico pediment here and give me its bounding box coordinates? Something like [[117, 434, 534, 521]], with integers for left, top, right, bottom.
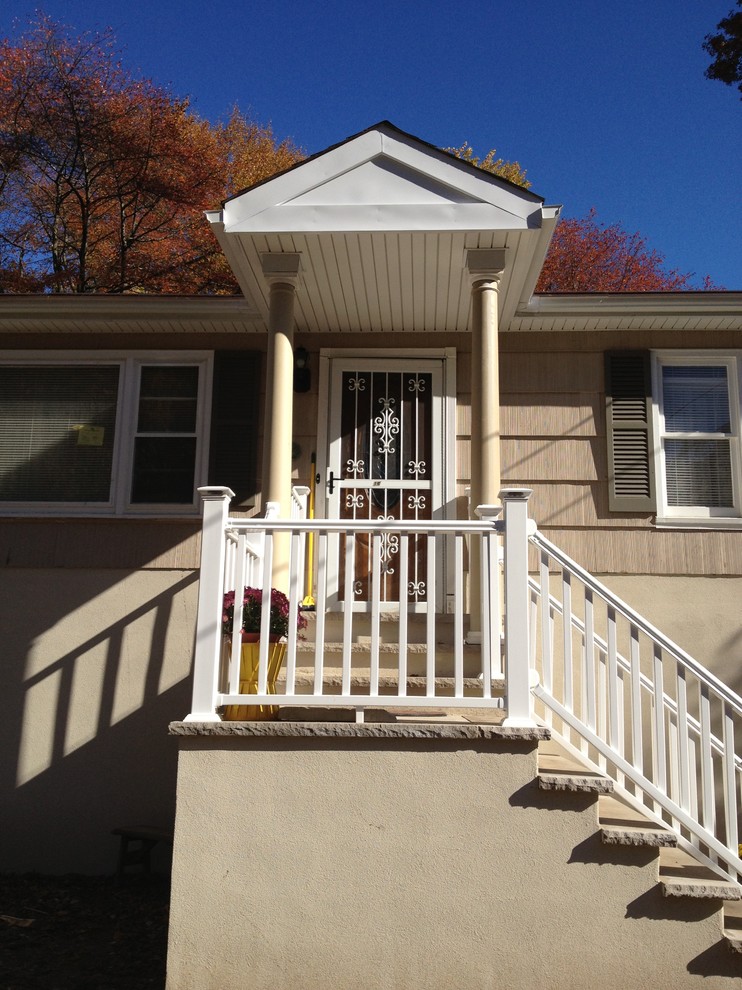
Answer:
[[208, 122, 561, 330]]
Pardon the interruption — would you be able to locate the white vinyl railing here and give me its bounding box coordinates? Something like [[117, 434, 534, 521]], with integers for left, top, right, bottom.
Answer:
[[223, 487, 310, 596], [188, 487, 535, 725], [191, 486, 742, 879], [528, 528, 742, 883]]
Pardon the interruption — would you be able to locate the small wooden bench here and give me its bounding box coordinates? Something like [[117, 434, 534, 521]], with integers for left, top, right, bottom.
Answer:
[[112, 826, 173, 878]]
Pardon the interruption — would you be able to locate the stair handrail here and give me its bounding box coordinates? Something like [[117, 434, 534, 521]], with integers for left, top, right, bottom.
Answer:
[[527, 526, 742, 880], [529, 529, 742, 718], [527, 578, 742, 774]]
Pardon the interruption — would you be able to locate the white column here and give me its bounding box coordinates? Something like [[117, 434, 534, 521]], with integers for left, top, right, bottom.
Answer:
[[185, 486, 234, 722], [501, 487, 536, 728], [261, 253, 301, 593], [466, 249, 505, 642]]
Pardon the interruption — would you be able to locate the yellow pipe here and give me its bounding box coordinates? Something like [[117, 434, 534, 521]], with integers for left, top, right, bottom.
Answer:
[[302, 452, 316, 608]]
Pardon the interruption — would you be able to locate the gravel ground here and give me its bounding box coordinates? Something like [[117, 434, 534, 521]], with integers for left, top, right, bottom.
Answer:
[[0, 873, 169, 990]]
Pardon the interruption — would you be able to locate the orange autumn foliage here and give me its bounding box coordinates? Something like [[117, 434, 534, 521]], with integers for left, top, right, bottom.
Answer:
[[536, 208, 711, 293], [0, 16, 302, 294]]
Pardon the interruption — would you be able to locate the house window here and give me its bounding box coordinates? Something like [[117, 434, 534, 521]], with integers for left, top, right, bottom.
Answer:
[[653, 353, 741, 523], [0, 352, 212, 515]]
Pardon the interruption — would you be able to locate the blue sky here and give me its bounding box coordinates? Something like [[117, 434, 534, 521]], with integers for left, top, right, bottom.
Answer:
[[2, 1, 740, 288]]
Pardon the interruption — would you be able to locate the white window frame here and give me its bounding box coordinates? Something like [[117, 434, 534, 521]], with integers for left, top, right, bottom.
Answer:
[[652, 350, 742, 527], [0, 350, 213, 517]]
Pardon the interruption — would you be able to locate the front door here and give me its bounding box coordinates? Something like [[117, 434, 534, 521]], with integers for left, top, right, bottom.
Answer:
[[326, 359, 443, 609]]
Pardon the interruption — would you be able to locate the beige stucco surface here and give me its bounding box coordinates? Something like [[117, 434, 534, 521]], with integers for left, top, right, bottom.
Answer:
[[0, 567, 197, 873], [600, 575, 742, 699], [166, 731, 740, 990]]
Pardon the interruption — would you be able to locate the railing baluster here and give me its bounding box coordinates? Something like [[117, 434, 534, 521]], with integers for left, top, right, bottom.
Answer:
[[607, 606, 619, 751], [314, 531, 328, 696], [426, 533, 436, 698], [230, 532, 249, 696], [257, 551, 273, 696], [699, 682, 715, 835], [562, 570, 573, 721], [584, 588, 595, 733], [676, 664, 691, 813], [398, 534, 409, 698], [370, 532, 381, 697], [539, 551, 552, 697], [454, 532, 464, 698], [629, 624, 643, 776], [481, 531, 492, 700], [723, 702, 738, 855], [342, 533, 355, 696], [652, 644, 667, 818], [597, 648, 607, 771], [285, 528, 302, 696]]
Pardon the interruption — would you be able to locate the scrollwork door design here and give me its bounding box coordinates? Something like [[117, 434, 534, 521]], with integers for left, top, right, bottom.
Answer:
[[332, 365, 436, 604]]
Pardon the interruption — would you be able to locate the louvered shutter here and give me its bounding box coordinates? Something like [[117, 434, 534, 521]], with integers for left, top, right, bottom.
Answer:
[[605, 351, 656, 512], [209, 351, 262, 506]]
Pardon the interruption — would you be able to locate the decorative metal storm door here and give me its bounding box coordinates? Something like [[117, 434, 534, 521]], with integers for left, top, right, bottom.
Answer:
[[326, 360, 443, 609]]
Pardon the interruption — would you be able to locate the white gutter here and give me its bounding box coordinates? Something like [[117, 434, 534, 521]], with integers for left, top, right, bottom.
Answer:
[[523, 291, 742, 316], [516, 204, 562, 311], [0, 293, 260, 321]]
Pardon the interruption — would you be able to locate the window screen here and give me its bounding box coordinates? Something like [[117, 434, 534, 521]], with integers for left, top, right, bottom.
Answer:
[[0, 366, 119, 502], [661, 365, 734, 509]]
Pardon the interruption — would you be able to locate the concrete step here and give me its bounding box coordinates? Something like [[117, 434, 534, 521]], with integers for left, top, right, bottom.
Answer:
[[295, 639, 490, 677], [277, 665, 505, 697], [536, 738, 614, 794], [659, 847, 742, 900], [598, 794, 677, 847], [722, 900, 742, 952], [299, 609, 488, 648]]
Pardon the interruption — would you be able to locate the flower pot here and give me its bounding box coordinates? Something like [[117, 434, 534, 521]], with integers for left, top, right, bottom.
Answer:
[[223, 640, 287, 721]]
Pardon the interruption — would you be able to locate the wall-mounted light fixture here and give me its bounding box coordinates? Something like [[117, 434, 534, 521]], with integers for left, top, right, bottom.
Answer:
[[293, 346, 311, 393]]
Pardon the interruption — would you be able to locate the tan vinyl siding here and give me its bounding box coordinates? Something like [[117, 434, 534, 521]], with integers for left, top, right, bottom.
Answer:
[[499, 331, 742, 576], [535, 527, 742, 576], [503, 438, 604, 482]]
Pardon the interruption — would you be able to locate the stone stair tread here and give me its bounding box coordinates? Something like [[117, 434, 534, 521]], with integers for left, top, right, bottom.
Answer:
[[296, 641, 484, 654], [598, 794, 678, 847], [659, 847, 742, 900], [536, 739, 613, 793], [722, 900, 742, 951], [277, 667, 505, 698], [278, 665, 504, 688]]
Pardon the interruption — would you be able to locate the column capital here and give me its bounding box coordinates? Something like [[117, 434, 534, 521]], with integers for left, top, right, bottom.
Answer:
[[261, 252, 302, 287], [466, 248, 506, 286]]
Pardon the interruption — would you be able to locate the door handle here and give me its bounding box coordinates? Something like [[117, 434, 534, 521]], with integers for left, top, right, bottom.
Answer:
[[327, 470, 336, 494]]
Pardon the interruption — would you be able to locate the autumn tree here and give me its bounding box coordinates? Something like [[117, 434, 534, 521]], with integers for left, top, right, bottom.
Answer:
[[0, 16, 302, 293], [704, 1, 742, 99], [446, 145, 708, 291], [445, 143, 530, 188], [535, 208, 702, 293]]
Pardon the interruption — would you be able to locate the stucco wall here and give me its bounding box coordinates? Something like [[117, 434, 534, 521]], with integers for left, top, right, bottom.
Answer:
[[166, 724, 740, 990], [598, 574, 742, 698], [0, 566, 198, 874]]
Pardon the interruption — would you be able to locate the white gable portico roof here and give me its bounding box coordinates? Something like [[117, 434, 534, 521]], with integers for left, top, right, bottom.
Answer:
[[207, 122, 561, 332]]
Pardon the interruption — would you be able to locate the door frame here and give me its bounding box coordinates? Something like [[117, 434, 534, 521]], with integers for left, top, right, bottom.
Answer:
[[316, 347, 457, 611]]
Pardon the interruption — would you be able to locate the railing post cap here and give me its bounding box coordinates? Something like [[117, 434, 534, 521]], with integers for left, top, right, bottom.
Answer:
[[197, 486, 235, 501], [499, 487, 533, 502], [264, 501, 281, 519], [474, 503, 503, 519]]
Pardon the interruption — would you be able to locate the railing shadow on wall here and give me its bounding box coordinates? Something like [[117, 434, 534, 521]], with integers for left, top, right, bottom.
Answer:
[[0, 534, 200, 874]]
